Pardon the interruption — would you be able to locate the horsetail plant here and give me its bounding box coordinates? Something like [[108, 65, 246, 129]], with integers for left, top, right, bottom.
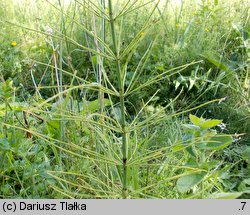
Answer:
[[0, 0, 238, 199]]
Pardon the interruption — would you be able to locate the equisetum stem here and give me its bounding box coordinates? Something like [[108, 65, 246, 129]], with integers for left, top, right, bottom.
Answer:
[[201, 151, 205, 199], [108, 0, 128, 198]]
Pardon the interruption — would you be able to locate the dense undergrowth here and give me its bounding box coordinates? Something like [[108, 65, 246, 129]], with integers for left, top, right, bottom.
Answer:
[[0, 0, 249, 199]]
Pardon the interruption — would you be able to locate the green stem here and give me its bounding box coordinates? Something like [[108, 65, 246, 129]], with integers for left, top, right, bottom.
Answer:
[[99, 0, 105, 120], [108, 0, 128, 199], [201, 151, 205, 199]]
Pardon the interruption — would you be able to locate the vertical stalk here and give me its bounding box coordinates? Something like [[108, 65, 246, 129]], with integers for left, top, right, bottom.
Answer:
[[91, 9, 104, 123], [99, 0, 107, 186], [58, 0, 65, 148], [200, 151, 205, 199], [91, 5, 102, 181], [99, 0, 105, 120], [108, 0, 128, 198]]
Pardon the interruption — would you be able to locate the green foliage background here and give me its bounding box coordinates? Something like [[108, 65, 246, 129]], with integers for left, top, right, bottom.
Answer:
[[0, 0, 249, 199]]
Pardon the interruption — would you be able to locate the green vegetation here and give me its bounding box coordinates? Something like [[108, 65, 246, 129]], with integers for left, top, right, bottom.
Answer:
[[0, 0, 249, 199]]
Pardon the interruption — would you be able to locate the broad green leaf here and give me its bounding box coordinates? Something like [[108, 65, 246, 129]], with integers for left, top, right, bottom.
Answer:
[[85, 99, 99, 113], [202, 52, 233, 72], [176, 172, 206, 193], [46, 120, 60, 138], [200, 119, 222, 130], [186, 146, 197, 157], [242, 147, 250, 163], [82, 99, 111, 115], [243, 178, 250, 185], [189, 114, 203, 126], [196, 141, 207, 150], [209, 192, 242, 199], [182, 124, 200, 131], [205, 135, 233, 150]]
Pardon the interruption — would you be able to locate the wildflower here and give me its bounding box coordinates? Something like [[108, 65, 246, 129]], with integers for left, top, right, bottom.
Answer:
[[233, 135, 241, 143], [176, 23, 181, 28], [45, 26, 53, 35], [205, 28, 210, 32], [11, 41, 17, 47], [193, 11, 198, 15], [217, 123, 226, 130]]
